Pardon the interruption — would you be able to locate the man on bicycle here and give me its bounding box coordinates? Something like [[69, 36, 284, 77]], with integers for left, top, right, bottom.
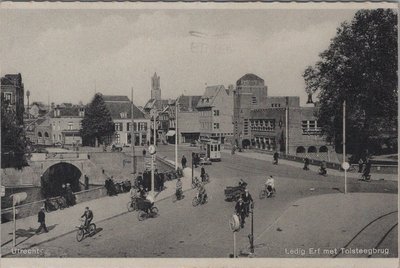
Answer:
[[197, 182, 207, 203], [81, 207, 93, 230], [265, 176, 275, 197]]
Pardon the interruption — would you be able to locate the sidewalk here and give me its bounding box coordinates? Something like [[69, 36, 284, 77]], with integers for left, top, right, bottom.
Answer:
[[1, 163, 199, 257], [224, 150, 398, 181], [239, 192, 398, 257]]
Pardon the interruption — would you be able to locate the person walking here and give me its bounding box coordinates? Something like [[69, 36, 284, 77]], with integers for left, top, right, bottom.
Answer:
[[303, 158, 310, 170], [36, 207, 48, 234], [84, 175, 89, 190], [241, 189, 253, 217], [273, 152, 279, 165], [142, 148, 146, 157], [181, 155, 187, 169], [235, 198, 246, 228], [358, 158, 364, 173]]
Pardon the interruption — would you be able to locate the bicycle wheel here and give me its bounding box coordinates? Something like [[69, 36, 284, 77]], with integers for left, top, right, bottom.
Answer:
[[76, 229, 84, 242], [151, 207, 159, 215], [259, 190, 265, 199], [88, 223, 96, 236], [138, 211, 147, 221], [127, 201, 135, 212], [192, 196, 199, 207]]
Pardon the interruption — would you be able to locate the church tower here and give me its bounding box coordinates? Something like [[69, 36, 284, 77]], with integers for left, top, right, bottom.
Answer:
[[151, 72, 161, 100]]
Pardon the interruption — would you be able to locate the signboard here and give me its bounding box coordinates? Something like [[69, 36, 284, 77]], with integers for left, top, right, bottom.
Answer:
[[342, 162, 350, 171], [1, 186, 5, 197], [229, 214, 241, 232], [144, 156, 157, 170]]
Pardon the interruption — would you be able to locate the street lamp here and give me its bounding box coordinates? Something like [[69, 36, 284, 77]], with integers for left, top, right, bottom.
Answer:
[[248, 202, 254, 255]]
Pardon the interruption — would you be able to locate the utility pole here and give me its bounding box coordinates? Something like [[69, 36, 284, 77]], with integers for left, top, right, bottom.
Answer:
[[285, 99, 289, 155], [175, 97, 179, 170], [343, 100, 347, 194], [131, 88, 136, 183]]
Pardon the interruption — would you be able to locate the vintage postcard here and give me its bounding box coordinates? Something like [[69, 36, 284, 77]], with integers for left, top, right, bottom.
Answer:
[[0, 2, 398, 268]]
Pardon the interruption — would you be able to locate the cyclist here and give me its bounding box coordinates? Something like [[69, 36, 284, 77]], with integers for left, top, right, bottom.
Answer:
[[265, 176, 275, 197], [197, 182, 207, 204], [81, 207, 93, 230]]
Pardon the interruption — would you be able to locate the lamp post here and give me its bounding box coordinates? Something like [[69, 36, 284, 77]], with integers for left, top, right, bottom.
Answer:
[[131, 88, 136, 185], [175, 96, 180, 170], [248, 203, 254, 255]]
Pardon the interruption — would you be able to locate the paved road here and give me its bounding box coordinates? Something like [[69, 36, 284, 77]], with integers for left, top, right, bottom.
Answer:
[[11, 145, 396, 257]]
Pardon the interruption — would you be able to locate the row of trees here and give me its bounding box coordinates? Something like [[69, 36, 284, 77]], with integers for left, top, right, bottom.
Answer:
[[303, 9, 397, 159]]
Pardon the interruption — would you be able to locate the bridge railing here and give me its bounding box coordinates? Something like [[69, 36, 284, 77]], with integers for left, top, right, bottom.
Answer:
[[1, 186, 106, 223]]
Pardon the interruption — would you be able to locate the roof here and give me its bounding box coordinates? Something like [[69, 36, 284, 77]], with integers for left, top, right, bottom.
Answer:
[[196, 85, 225, 108], [178, 95, 202, 112], [1, 74, 22, 87], [105, 101, 145, 120], [238, 73, 264, 82], [103, 95, 131, 102], [144, 98, 171, 111], [49, 104, 84, 117]]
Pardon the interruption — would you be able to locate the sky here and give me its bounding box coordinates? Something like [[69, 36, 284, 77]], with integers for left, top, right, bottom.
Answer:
[[0, 8, 361, 106]]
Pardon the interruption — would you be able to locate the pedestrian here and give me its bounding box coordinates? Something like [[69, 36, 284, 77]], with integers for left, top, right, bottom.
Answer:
[[181, 155, 187, 169], [273, 152, 279, 165], [235, 198, 246, 228], [136, 172, 143, 188], [36, 207, 48, 234], [241, 189, 253, 217], [303, 158, 310, 170], [358, 158, 364, 173], [363, 158, 372, 180], [142, 148, 146, 157], [200, 166, 206, 182], [84, 175, 89, 190], [66, 183, 75, 206]]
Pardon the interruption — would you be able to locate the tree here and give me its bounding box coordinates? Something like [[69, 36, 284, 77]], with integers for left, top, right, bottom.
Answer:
[[1, 99, 28, 169], [303, 9, 397, 158], [80, 93, 115, 146]]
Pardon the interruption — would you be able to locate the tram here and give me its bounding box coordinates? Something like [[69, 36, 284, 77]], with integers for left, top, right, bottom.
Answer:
[[203, 139, 221, 161]]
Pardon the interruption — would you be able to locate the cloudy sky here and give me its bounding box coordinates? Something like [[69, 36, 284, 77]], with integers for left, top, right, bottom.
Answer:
[[1, 8, 361, 106]]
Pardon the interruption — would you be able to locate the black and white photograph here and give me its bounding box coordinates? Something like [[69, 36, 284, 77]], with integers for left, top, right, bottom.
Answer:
[[0, 2, 398, 267]]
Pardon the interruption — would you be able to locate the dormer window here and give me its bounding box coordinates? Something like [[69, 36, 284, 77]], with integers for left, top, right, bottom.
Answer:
[[79, 108, 85, 117], [120, 112, 127, 119]]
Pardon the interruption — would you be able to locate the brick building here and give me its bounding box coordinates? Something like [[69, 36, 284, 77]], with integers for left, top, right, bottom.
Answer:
[[233, 73, 268, 148], [197, 85, 234, 144], [1, 73, 25, 126]]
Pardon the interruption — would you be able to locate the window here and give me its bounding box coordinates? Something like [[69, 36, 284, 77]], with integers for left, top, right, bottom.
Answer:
[[251, 96, 257, 105], [120, 112, 127, 119], [213, 110, 220, 116], [4, 93, 12, 102], [44, 132, 49, 138], [68, 122, 73, 130], [115, 123, 122, 131], [38, 132, 42, 137], [302, 120, 321, 135], [127, 123, 130, 131], [115, 133, 120, 144]]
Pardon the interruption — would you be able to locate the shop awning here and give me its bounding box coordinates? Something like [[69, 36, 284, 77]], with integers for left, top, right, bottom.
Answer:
[[166, 130, 176, 137]]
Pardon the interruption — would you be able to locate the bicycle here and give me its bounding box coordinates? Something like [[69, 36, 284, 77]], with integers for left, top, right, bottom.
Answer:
[[127, 197, 139, 212], [76, 218, 96, 242]]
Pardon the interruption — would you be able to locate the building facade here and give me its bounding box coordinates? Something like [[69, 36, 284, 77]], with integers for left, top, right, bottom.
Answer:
[[197, 85, 234, 144], [103, 95, 151, 146], [1, 73, 25, 126], [249, 97, 334, 160], [233, 73, 268, 148], [175, 95, 202, 144]]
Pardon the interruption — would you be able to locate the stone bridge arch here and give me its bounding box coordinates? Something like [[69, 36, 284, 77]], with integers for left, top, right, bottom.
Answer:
[[41, 162, 84, 198]]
